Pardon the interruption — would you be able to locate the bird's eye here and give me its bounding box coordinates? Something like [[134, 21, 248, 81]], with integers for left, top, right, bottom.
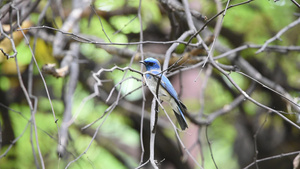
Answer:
[[149, 62, 154, 66]]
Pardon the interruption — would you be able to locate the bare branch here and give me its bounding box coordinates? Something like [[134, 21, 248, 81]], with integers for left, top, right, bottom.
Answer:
[[209, 49, 300, 130], [256, 17, 300, 54], [244, 151, 300, 169], [188, 0, 254, 44], [149, 99, 159, 169], [290, 0, 300, 8]]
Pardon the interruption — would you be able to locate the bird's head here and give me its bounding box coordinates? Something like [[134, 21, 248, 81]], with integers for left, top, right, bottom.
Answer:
[[140, 58, 161, 71]]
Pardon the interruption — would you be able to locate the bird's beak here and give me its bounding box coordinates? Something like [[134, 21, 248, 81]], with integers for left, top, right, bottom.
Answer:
[[139, 61, 145, 65]]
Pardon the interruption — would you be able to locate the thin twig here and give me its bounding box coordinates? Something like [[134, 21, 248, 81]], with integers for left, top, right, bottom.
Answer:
[[0, 122, 30, 158], [90, 5, 112, 43], [149, 99, 159, 169], [0, 22, 17, 59], [214, 44, 300, 60], [187, 0, 254, 44], [205, 126, 218, 169], [194, 0, 229, 81], [253, 113, 269, 168], [236, 71, 300, 110], [18, 26, 200, 47], [163, 30, 194, 71], [12, 5, 60, 168], [65, 106, 113, 168], [81, 85, 145, 130], [206, 82, 256, 124], [244, 151, 300, 169], [12, 5, 45, 169], [290, 0, 300, 8], [256, 17, 300, 54], [138, 0, 146, 165], [198, 65, 212, 117], [208, 47, 300, 130], [182, 0, 209, 50], [143, 75, 203, 168]]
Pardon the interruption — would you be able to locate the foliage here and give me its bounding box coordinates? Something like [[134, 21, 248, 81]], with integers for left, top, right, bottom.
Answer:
[[0, 0, 300, 169]]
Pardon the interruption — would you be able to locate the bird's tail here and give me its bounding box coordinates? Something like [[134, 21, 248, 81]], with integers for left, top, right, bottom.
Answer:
[[173, 100, 188, 130], [173, 110, 188, 130]]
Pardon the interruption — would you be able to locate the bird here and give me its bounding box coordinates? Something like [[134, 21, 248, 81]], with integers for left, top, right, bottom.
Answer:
[[140, 57, 188, 130]]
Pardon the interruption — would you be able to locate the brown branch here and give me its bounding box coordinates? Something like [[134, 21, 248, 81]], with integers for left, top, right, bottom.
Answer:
[[158, 0, 207, 21], [42, 64, 69, 77]]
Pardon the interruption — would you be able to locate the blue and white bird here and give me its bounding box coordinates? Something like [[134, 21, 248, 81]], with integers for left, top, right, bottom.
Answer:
[[140, 58, 188, 130]]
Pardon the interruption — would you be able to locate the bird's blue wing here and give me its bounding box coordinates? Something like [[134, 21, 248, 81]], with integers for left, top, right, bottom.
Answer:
[[160, 74, 188, 130], [148, 70, 178, 100], [149, 70, 188, 130], [160, 74, 178, 100]]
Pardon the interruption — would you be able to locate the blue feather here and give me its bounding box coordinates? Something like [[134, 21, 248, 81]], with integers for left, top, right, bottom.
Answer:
[[140, 58, 188, 130]]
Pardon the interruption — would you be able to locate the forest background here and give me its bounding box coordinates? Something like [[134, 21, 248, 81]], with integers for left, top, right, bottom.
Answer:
[[0, 0, 300, 169]]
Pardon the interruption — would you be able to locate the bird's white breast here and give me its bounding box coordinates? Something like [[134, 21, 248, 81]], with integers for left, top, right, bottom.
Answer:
[[145, 75, 174, 103], [145, 74, 180, 115]]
